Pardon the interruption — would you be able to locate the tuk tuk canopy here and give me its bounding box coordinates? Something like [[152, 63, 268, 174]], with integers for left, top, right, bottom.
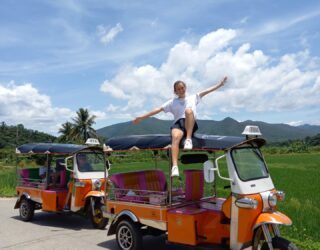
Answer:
[[16, 143, 88, 155], [104, 134, 265, 151]]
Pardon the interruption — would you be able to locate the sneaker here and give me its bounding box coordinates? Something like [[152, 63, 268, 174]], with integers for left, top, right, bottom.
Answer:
[[171, 165, 179, 177], [184, 139, 193, 150]]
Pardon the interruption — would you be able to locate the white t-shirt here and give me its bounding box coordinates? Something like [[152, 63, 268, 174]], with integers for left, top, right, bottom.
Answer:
[[161, 93, 201, 123]]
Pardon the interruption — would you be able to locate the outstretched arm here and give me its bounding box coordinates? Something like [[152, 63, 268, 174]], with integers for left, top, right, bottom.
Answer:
[[198, 76, 227, 98], [133, 107, 164, 124]]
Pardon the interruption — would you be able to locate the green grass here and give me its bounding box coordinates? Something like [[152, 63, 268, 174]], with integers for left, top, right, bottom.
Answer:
[[0, 165, 16, 197]]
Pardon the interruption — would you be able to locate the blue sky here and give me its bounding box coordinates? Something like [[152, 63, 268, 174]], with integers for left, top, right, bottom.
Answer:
[[1, 0, 320, 135]]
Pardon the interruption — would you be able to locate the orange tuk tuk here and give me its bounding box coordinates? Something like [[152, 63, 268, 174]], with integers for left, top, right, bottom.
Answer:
[[14, 139, 108, 229], [102, 126, 298, 250]]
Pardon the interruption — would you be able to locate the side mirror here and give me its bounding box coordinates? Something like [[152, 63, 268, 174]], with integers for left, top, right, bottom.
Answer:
[[106, 159, 111, 171], [65, 155, 74, 172], [203, 160, 215, 183]]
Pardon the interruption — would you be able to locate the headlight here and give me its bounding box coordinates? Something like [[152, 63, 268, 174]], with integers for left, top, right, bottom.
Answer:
[[75, 181, 85, 187], [235, 197, 258, 209], [276, 190, 285, 201], [268, 192, 277, 207], [94, 179, 102, 190]]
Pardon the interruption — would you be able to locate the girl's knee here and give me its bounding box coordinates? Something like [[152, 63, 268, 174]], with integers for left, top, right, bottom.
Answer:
[[171, 132, 183, 144], [185, 108, 194, 116], [172, 135, 182, 143]]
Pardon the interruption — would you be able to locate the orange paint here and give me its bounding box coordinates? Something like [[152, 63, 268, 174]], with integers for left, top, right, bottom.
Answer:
[[237, 193, 263, 243], [254, 211, 292, 229]]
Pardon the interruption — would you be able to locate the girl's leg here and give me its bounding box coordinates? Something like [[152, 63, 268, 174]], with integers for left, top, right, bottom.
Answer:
[[171, 128, 184, 176], [185, 108, 195, 140]]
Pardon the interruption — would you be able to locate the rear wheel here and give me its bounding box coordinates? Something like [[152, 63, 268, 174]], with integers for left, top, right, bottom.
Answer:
[[116, 220, 142, 250], [19, 198, 35, 221], [90, 202, 108, 229]]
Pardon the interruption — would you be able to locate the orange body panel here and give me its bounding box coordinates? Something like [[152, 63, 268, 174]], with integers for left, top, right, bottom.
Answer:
[[74, 178, 105, 207], [107, 200, 167, 222], [237, 193, 263, 243], [16, 186, 42, 200], [41, 190, 67, 211], [167, 209, 199, 245], [221, 195, 232, 219], [74, 179, 92, 207], [254, 211, 292, 228], [168, 206, 229, 245], [198, 211, 230, 244], [16, 186, 68, 211]]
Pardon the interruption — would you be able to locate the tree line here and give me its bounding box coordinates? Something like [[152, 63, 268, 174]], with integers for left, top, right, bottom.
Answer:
[[0, 108, 100, 148]]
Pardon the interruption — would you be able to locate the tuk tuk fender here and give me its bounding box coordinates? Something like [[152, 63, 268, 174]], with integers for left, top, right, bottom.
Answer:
[[84, 191, 105, 216], [106, 210, 139, 236], [84, 190, 105, 200], [253, 211, 292, 230], [14, 192, 31, 209]]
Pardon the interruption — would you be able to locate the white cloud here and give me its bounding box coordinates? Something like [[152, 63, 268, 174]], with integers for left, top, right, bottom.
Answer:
[[97, 23, 123, 45], [286, 121, 304, 126], [100, 28, 320, 121], [0, 82, 74, 134], [91, 110, 107, 121], [250, 10, 320, 37], [100, 81, 130, 99]]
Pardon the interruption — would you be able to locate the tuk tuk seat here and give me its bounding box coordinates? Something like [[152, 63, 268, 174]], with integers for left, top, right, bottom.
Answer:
[[18, 168, 41, 187], [110, 170, 167, 203], [110, 170, 167, 192], [184, 169, 204, 201]]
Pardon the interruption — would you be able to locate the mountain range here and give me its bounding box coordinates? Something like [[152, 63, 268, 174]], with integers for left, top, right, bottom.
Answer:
[[97, 117, 320, 142]]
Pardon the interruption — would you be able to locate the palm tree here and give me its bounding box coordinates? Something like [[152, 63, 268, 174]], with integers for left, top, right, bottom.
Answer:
[[72, 108, 97, 143], [58, 121, 74, 143]]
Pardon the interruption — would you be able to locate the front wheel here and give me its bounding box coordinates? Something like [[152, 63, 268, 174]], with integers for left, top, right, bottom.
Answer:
[[253, 226, 299, 250], [90, 202, 108, 229], [116, 220, 142, 250], [19, 198, 35, 221], [267, 237, 299, 250]]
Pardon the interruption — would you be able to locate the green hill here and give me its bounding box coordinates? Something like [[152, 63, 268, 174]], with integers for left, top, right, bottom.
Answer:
[[0, 122, 56, 148], [97, 117, 320, 142]]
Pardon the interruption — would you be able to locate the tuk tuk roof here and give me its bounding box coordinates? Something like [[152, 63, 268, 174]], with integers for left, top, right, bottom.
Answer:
[[16, 143, 89, 155], [105, 134, 265, 151]]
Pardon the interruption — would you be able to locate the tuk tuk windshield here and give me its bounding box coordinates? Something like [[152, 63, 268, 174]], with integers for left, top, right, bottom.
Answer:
[[77, 151, 105, 172], [231, 147, 269, 181]]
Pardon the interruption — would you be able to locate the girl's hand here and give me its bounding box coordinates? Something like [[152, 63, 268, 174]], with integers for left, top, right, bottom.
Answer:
[[220, 76, 227, 86], [133, 117, 143, 124]]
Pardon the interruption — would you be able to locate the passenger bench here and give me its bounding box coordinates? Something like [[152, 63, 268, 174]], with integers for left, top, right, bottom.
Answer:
[[109, 170, 167, 204]]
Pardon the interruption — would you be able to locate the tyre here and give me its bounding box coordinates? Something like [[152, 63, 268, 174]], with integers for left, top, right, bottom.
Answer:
[[253, 226, 299, 250], [116, 220, 142, 250], [261, 237, 299, 250], [19, 198, 35, 221], [90, 202, 108, 229]]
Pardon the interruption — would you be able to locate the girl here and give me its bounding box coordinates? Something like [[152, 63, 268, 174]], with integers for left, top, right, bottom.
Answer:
[[133, 76, 227, 176]]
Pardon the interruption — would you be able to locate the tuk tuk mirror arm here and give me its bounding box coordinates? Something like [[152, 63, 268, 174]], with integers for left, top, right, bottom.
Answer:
[[64, 155, 74, 172], [214, 154, 233, 182]]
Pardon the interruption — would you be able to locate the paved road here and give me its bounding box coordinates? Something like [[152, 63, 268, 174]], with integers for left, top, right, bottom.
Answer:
[[0, 198, 186, 250]]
